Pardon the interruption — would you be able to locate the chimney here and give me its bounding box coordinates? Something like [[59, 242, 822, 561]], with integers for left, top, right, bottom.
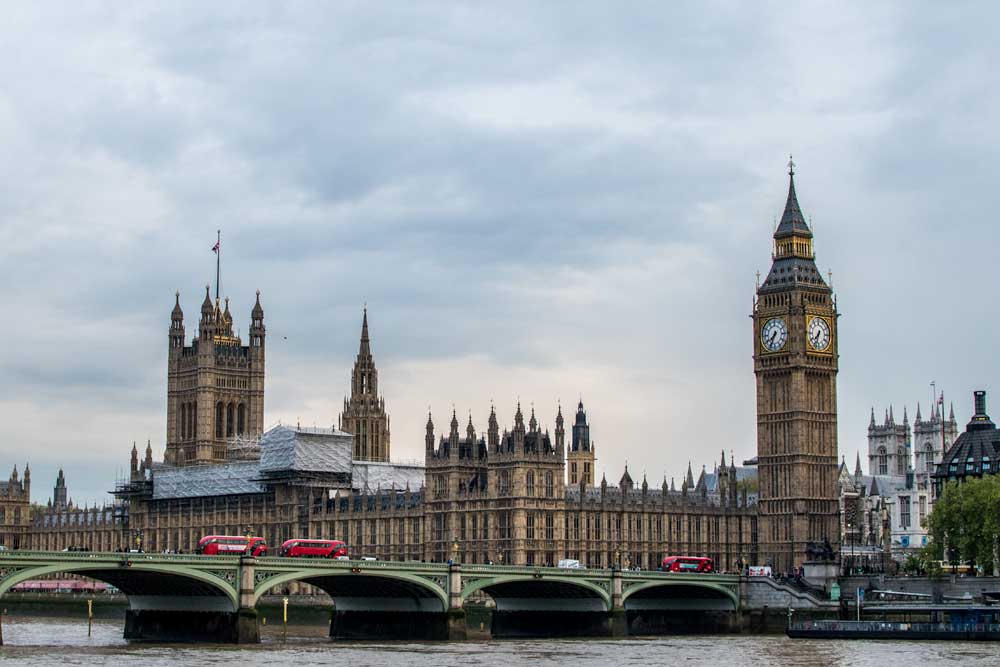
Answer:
[[974, 390, 987, 417]]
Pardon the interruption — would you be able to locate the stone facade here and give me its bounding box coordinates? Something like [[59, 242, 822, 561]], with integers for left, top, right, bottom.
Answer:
[[25, 468, 128, 552], [0, 464, 30, 550], [165, 288, 266, 466], [753, 163, 841, 572]]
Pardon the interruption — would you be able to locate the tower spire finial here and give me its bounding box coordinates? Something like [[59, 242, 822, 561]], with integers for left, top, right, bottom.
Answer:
[[788, 153, 795, 176], [359, 306, 370, 355]]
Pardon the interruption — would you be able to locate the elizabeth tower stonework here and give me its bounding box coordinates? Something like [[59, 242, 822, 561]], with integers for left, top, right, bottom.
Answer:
[[754, 161, 840, 571]]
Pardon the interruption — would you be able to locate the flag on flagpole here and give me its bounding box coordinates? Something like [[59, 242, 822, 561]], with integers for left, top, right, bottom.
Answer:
[[212, 240, 220, 253]]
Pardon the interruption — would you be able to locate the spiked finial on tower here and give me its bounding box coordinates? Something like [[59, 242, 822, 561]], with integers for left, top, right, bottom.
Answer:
[[854, 452, 863, 477]]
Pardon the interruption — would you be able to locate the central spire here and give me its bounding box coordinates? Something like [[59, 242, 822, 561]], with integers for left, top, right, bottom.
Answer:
[[775, 155, 812, 240], [359, 306, 370, 356]]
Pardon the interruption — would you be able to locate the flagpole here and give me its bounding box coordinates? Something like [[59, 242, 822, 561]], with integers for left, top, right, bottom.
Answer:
[[215, 229, 221, 301]]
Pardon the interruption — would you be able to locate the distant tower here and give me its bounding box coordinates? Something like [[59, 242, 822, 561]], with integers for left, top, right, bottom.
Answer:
[[913, 399, 959, 494], [567, 400, 596, 487], [753, 159, 840, 571], [867, 406, 911, 479], [53, 469, 68, 509], [165, 287, 265, 466], [339, 308, 392, 462]]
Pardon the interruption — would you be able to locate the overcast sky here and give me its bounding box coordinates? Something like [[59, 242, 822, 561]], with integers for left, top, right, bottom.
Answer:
[[2, 3, 997, 505]]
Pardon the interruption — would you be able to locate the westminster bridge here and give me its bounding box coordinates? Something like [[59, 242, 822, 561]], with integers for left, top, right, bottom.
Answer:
[[0, 551, 759, 642]]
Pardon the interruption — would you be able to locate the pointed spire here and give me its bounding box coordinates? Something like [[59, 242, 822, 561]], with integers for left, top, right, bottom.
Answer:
[[774, 155, 812, 239], [950, 402, 955, 422], [252, 290, 264, 319], [172, 291, 183, 319], [201, 284, 213, 314], [359, 306, 370, 356], [854, 451, 863, 477], [889, 405, 895, 423], [903, 405, 908, 424], [721, 450, 727, 468], [870, 407, 876, 427], [686, 461, 695, 488], [915, 402, 922, 422]]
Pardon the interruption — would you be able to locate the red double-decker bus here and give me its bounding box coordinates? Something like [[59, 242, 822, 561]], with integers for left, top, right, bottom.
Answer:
[[279, 539, 348, 559], [662, 556, 714, 573], [195, 535, 268, 557]]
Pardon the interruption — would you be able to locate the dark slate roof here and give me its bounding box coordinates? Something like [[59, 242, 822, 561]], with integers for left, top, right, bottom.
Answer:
[[774, 173, 812, 239], [701, 466, 758, 493], [759, 256, 828, 293], [934, 407, 1000, 480]]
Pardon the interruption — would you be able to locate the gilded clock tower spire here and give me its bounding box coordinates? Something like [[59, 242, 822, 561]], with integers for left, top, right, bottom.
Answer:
[[753, 158, 840, 571]]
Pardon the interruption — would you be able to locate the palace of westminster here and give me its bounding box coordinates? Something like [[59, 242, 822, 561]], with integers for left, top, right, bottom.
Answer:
[[2, 167, 854, 573]]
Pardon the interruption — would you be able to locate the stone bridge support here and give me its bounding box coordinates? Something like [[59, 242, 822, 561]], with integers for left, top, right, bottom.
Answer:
[[123, 557, 258, 643], [446, 563, 467, 640]]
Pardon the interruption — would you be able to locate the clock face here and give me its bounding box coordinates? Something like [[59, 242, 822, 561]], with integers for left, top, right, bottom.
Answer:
[[761, 317, 788, 352], [807, 316, 831, 351]]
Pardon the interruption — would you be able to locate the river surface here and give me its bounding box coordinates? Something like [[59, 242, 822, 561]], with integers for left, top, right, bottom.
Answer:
[[0, 617, 995, 666]]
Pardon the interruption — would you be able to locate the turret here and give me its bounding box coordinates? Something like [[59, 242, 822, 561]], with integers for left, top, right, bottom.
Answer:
[[465, 413, 476, 460], [144, 440, 154, 470], [250, 290, 265, 350], [169, 291, 185, 353], [449, 409, 459, 461], [555, 404, 565, 452], [513, 403, 525, 451], [425, 411, 435, 460], [487, 404, 499, 453], [130, 442, 139, 475]]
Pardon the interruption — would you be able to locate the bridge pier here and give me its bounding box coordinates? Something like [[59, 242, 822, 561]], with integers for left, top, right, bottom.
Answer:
[[236, 557, 260, 643]]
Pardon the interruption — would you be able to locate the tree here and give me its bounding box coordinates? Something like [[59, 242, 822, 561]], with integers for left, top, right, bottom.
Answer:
[[926, 476, 1000, 575]]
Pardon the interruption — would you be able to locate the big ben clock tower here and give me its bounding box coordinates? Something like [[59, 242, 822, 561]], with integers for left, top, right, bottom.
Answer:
[[753, 158, 840, 572]]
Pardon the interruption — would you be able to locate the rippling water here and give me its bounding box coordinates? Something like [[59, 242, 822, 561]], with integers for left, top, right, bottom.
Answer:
[[1, 617, 996, 666]]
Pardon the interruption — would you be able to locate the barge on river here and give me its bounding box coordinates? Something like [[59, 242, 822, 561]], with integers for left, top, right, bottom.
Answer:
[[787, 605, 1000, 640]]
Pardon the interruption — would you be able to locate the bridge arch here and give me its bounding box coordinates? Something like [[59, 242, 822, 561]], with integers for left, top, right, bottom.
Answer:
[[0, 560, 240, 612], [622, 579, 739, 611], [461, 574, 611, 612], [253, 569, 448, 612]]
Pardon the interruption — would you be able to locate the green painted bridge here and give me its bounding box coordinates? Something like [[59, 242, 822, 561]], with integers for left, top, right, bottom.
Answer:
[[0, 551, 741, 642]]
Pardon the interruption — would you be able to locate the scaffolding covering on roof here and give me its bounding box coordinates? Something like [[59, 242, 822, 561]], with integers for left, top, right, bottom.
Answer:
[[258, 425, 353, 474], [151, 461, 263, 500], [351, 460, 425, 492]]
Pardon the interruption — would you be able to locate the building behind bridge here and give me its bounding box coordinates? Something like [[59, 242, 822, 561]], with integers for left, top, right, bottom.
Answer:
[[17, 167, 874, 571]]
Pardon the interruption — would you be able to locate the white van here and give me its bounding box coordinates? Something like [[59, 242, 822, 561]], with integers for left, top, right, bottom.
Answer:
[[557, 559, 584, 569]]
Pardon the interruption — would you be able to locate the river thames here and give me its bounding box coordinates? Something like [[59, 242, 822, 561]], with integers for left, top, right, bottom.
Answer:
[[0, 617, 995, 666]]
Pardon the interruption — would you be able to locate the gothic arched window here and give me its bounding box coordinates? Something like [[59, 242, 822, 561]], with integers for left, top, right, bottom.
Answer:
[[925, 443, 935, 472], [226, 402, 235, 437], [216, 402, 224, 438], [526, 471, 535, 496], [877, 447, 888, 476], [237, 404, 246, 435], [545, 471, 554, 498]]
